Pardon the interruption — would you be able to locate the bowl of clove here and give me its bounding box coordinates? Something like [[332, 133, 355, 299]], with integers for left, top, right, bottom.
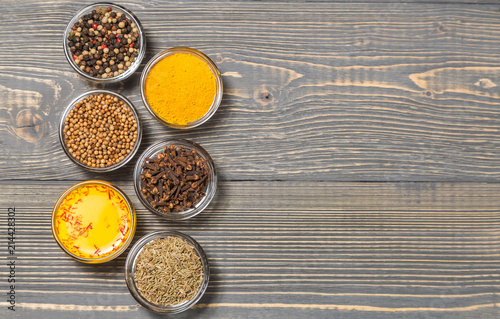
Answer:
[[133, 138, 217, 220]]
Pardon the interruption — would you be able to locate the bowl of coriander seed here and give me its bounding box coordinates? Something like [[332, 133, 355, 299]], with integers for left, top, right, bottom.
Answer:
[[59, 89, 142, 172]]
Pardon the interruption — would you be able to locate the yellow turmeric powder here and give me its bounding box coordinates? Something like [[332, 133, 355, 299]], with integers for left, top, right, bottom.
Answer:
[[145, 52, 216, 126]]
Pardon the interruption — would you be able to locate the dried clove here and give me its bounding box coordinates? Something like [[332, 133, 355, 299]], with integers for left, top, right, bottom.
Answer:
[[140, 145, 210, 213]]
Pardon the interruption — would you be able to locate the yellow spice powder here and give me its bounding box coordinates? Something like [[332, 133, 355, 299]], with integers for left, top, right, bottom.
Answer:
[[145, 53, 216, 125]]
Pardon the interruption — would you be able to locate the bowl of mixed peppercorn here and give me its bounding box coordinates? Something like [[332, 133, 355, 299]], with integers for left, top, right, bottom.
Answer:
[[133, 139, 217, 221], [63, 3, 145, 83]]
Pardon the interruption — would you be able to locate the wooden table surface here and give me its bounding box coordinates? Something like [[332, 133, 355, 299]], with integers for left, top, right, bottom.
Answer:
[[1, 0, 500, 318]]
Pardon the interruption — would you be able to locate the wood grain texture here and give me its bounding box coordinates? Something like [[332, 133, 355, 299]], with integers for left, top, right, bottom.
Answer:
[[1, 180, 499, 318], [1, 1, 500, 182], [1, 1, 500, 318]]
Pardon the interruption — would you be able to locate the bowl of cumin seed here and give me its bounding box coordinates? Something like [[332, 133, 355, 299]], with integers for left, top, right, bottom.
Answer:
[[124, 230, 210, 313]]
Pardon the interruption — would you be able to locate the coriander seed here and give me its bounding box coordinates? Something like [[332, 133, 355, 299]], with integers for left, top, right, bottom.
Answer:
[[63, 93, 139, 169]]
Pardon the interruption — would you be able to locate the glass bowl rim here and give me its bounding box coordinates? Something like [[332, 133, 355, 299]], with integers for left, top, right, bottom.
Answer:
[[51, 180, 136, 263], [124, 230, 210, 313], [133, 138, 217, 221], [58, 89, 143, 172], [63, 2, 146, 83], [139, 47, 223, 129]]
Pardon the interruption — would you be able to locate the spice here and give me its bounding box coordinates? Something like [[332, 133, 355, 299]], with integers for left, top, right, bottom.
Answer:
[[67, 6, 140, 79], [145, 53, 216, 125], [63, 93, 138, 168], [53, 183, 133, 260], [134, 236, 203, 306], [140, 144, 211, 213]]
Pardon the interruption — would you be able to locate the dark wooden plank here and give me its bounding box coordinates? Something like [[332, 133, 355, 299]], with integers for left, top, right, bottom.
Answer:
[[1, 1, 500, 182], [1, 180, 499, 318]]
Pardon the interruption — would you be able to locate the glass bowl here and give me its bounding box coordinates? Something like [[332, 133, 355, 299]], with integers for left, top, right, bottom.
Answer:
[[51, 180, 136, 263], [59, 89, 142, 172], [125, 230, 210, 313], [133, 138, 217, 220], [140, 47, 223, 129], [63, 2, 146, 83]]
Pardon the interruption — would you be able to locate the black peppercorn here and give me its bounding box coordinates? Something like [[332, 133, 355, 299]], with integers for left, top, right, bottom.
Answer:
[[67, 6, 140, 79]]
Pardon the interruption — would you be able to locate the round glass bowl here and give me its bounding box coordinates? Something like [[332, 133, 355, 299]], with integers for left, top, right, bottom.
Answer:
[[59, 89, 142, 172], [51, 180, 136, 263], [140, 47, 223, 129], [63, 2, 146, 83], [125, 230, 210, 313], [133, 138, 217, 220]]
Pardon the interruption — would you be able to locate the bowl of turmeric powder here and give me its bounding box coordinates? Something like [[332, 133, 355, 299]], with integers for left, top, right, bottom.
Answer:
[[140, 47, 223, 129]]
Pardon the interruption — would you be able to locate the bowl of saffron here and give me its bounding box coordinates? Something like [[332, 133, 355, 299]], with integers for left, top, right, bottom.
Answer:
[[51, 180, 136, 263], [140, 47, 223, 129]]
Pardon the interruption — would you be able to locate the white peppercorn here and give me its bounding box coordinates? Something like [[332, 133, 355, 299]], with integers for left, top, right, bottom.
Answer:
[[67, 6, 140, 79]]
